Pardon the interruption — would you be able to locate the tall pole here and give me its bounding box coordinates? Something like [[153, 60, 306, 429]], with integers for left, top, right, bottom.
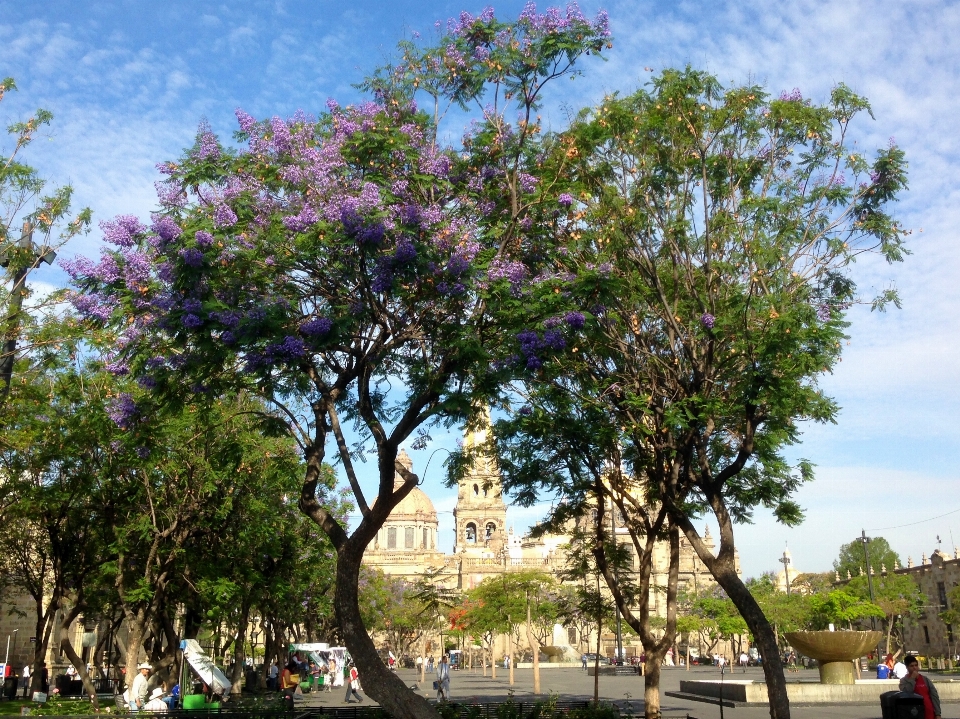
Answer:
[[3, 630, 16, 689], [611, 501, 623, 665], [779, 549, 792, 595], [1, 222, 54, 401], [861, 530, 881, 660]]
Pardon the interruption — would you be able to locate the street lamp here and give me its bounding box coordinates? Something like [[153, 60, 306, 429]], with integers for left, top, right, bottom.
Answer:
[[4, 629, 19, 692], [0, 221, 58, 397], [860, 530, 882, 660]]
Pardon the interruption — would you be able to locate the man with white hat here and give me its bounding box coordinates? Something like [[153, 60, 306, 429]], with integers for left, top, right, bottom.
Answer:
[[144, 687, 168, 713], [129, 663, 152, 711]]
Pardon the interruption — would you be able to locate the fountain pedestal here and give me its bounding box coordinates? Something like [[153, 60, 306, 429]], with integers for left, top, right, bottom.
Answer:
[[784, 630, 883, 685]]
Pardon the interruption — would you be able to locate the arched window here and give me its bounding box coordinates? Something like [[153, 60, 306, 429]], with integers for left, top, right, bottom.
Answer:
[[473, 483, 479, 496], [465, 523, 477, 543], [567, 627, 577, 645], [387, 527, 397, 549], [485, 522, 496, 540]]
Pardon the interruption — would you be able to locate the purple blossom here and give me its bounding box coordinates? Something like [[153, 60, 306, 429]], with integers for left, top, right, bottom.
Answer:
[[283, 205, 319, 233], [135, 446, 151, 459], [193, 121, 221, 160], [488, 259, 527, 285], [267, 335, 306, 360], [179, 247, 205, 267], [519, 406, 532, 416], [105, 360, 129, 376], [68, 292, 116, 321], [518, 173, 538, 193], [558, 193, 574, 208], [394, 239, 417, 264], [221, 331, 236, 344], [816, 304, 831, 322], [235, 108, 257, 134], [700, 313, 715, 329], [214, 204, 238, 228], [543, 329, 566, 350], [151, 215, 182, 242], [101, 216, 147, 247], [137, 375, 157, 390], [779, 88, 803, 102], [300, 317, 333, 336], [182, 313, 203, 329], [195, 231, 214, 247], [564, 311, 585, 329], [106, 393, 138, 430]]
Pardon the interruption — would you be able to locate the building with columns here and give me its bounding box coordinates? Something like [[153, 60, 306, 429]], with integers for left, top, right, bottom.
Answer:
[[362, 416, 737, 660]]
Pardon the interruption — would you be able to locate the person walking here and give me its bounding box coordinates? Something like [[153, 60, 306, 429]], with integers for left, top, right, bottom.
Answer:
[[899, 655, 941, 719], [21, 665, 29, 698], [344, 662, 363, 703], [581, 654, 588, 671], [435, 655, 450, 702]]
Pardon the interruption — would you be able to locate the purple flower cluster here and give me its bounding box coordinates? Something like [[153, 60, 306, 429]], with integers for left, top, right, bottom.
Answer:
[[151, 215, 182, 242], [300, 317, 333, 336], [214, 204, 238, 228], [816, 304, 831, 322], [518, 173, 538, 194], [342, 210, 385, 245], [565, 311, 585, 329], [517, 328, 566, 369], [488, 259, 527, 285], [779, 88, 803, 102], [195, 231, 214, 247], [283, 205, 319, 233], [558, 193, 574, 208], [700, 312, 715, 329], [68, 292, 116, 321], [193, 121, 221, 160], [101, 216, 147, 247], [106, 393, 138, 430], [179, 247, 205, 267]]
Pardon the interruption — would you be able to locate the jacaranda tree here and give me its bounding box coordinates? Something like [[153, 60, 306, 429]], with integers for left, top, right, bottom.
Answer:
[[63, 7, 611, 718]]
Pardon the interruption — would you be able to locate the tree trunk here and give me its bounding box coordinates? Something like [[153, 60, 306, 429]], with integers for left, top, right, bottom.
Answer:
[[526, 601, 540, 695], [507, 630, 514, 685], [124, 613, 146, 693], [593, 619, 601, 704], [59, 605, 99, 708], [490, 642, 496, 679], [643, 659, 662, 719], [229, 602, 250, 695], [336, 542, 439, 719], [676, 514, 790, 719]]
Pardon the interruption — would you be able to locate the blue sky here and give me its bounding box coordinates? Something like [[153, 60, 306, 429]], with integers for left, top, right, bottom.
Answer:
[[3, 0, 959, 578]]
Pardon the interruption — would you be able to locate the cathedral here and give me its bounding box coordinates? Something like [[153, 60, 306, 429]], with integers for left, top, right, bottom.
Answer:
[[362, 417, 738, 659]]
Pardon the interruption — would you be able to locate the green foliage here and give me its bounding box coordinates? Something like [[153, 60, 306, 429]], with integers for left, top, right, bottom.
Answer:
[[835, 536, 900, 579], [808, 589, 885, 629]]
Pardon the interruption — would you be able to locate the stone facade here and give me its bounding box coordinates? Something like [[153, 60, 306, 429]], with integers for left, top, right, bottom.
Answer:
[[362, 417, 736, 659], [896, 547, 960, 658]]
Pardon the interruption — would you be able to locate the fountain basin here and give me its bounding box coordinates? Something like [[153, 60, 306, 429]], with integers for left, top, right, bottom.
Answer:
[[785, 630, 883, 684]]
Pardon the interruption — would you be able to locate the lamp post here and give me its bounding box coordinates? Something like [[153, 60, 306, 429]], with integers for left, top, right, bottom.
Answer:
[[4, 629, 19, 695], [611, 501, 623, 665], [860, 530, 882, 660], [0, 221, 57, 398]]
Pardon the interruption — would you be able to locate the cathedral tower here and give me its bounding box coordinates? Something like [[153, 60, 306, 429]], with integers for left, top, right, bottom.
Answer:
[[452, 408, 507, 555]]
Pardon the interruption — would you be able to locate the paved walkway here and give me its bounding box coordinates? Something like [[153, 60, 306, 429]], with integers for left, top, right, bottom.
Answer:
[[296, 665, 960, 718]]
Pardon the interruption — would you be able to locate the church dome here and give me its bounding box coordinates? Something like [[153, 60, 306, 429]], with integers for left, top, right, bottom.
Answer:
[[372, 450, 438, 522]]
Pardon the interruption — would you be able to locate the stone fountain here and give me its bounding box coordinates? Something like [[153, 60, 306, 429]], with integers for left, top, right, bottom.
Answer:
[[784, 630, 883, 684]]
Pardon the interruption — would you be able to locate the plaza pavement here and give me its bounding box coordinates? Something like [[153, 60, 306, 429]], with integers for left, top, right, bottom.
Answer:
[[296, 665, 960, 719]]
